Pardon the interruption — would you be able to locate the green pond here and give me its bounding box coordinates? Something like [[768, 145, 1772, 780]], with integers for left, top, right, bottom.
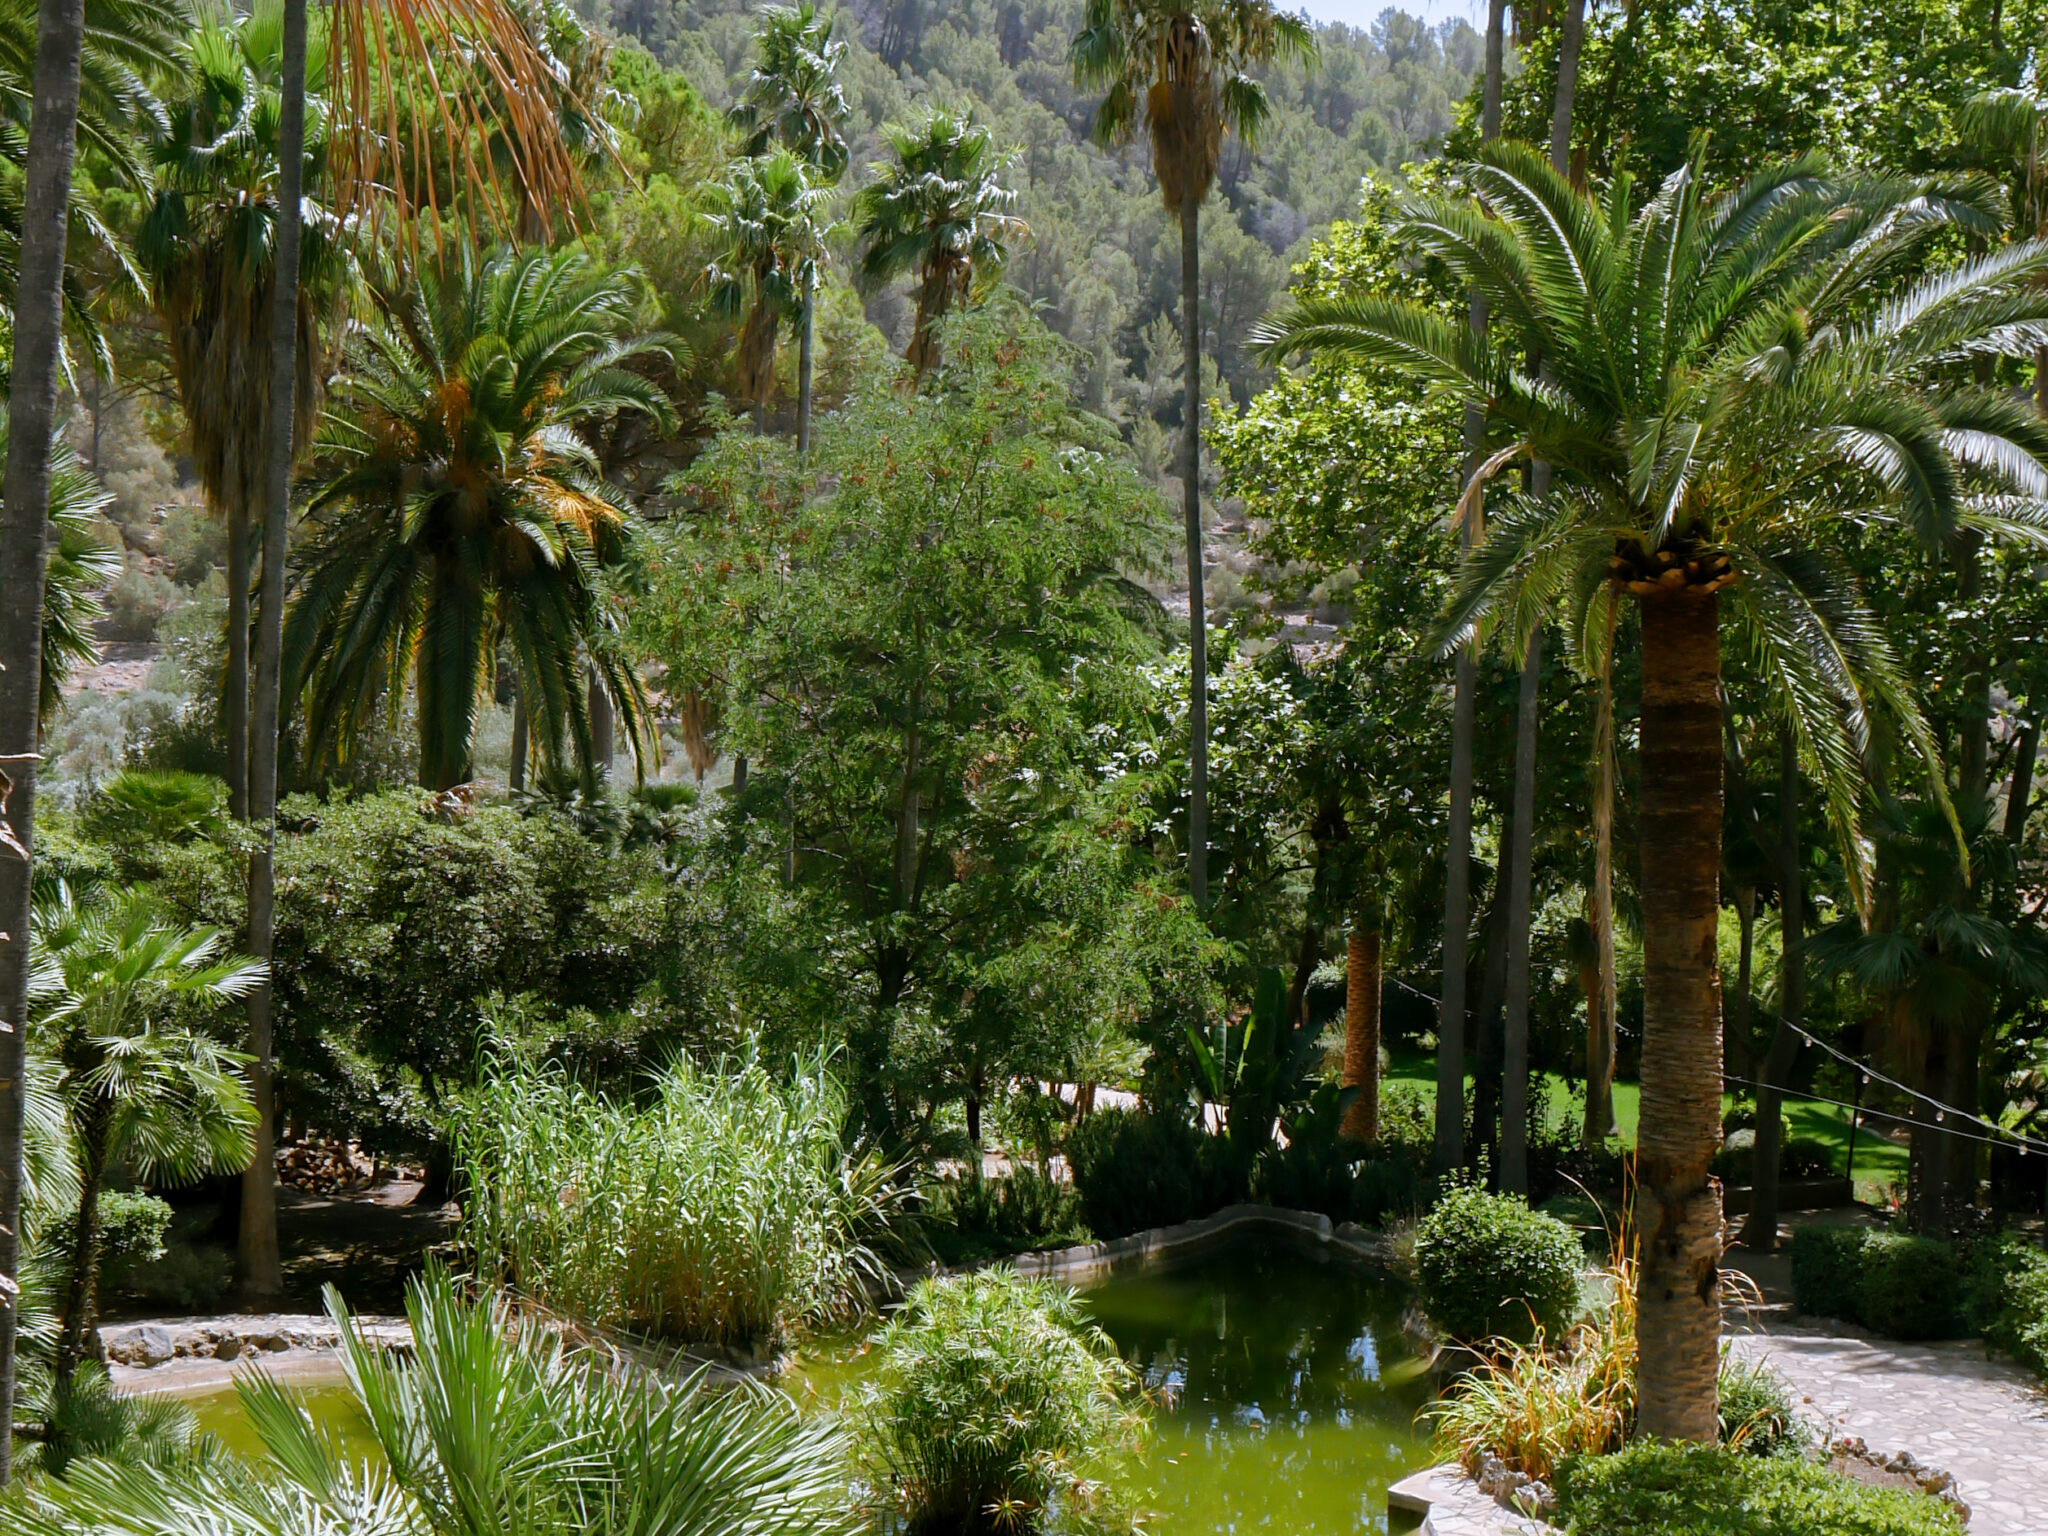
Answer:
[[176, 1240, 1436, 1534]]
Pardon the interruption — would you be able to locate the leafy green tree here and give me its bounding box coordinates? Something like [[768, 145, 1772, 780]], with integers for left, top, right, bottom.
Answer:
[[285, 245, 675, 792], [852, 109, 1025, 378], [703, 149, 830, 424], [1255, 142, 2048, 1439], [135, 2, 349, 819], [28, 886, 260, 1388], [1071, 0, 1316, 909]]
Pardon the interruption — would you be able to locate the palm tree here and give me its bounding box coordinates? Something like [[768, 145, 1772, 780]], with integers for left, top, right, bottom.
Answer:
[[729, 0, 849, 453], [852, 109, 1026, 378], [1255, 142, 2048, 1438], [285, 245, 675, 793], [1071, 0, 1314, 909], [0, 1267, 855, 1536], [29, 440, 118, 728], [135, 2, 349, 821], [28, 885, 262, 1389], [704, 149, 831, 426]]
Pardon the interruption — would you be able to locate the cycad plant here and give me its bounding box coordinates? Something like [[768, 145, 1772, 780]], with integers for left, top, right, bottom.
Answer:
[[1254, 141, 2048, 1439], [135, 2, 349, 818], [286, 245, 675, 792], [0, 1267, 857, 1536], [28, 885, 261, 1387], [703, 148, 830, 425], [852, 109, 1025, 378], [1071, 0, 1315, 907]]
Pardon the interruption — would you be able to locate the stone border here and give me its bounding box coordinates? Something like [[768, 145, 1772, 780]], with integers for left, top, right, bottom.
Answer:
[[1389, 1466, 1546, 1536], [1000, 1202, 1399, 1283], [102, 1315, 409, 1372]]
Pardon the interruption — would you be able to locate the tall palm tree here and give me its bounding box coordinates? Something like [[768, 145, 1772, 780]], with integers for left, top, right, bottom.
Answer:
[[704, 148, 830, 426], [852, 109, 1025, 378], [28, 885, 261, 1388], [285, 245, 675, 793], [729, 0, 848, 453], [1255, 142, 2048, 1439], [136, 2, 348, 820], [1071, 0, 1314, 909]]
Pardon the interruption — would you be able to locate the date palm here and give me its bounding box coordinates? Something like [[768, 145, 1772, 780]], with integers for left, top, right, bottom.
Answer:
[[704, 148, 830, 425], [1071, 0, 1314, 908], [28, 884, 261, 1390], [1255, 140, 2048, 1439], [285, 245, 675, 793], [852, 109, 1025, 378], [135, 3, 348, 819]]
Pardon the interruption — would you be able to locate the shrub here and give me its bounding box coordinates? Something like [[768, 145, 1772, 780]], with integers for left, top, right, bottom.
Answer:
[[1966, 1236, 2048, 1376], [1414, 1183, 1582, 1346], [1553, 1443, 1963, 1535], [49, 1190, 171, 1286], [1788, 1226, 1867, 1321], [1067, 1110, 1229, 1240], [922, 1169, 1087, 1260], [1857, 1232, 1963, 1341], [856, 1270, 1145, 1535], [1717, 1355, 1806, 1458], [456, 1047, 897, 1348], [1713, 1135, 1839, 1185]]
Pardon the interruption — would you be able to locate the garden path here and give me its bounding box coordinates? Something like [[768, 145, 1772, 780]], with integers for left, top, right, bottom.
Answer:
[[1726, 1319, 2048, 1535]]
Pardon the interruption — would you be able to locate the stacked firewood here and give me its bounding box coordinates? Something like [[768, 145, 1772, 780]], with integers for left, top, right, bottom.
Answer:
[[274, 1136, 376, 1195]]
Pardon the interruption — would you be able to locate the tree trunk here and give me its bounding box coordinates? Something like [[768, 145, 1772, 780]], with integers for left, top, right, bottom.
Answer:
[[235, 0, 306, 1307], [0, 0, 90, 1473], [1501, 632, 1541, 1195], [1435, 0, 1504, 1176], [1549, 0, 1587, 175], [1340, 924, 1382, 1142], [52, 1151, 102, 1390], [588, 664, 614, 785], [1181, 190, 1208, 909], [896, 720, 921, 907], [1584, 597, 1618, 1145], [1737, 727, 1801, 1251], [2005, 714, 2037, 844], [798, 279, 815, 455], [509, 688, 528, 792], [1726, 883, 1755, 1086], [1472, 842, 1513, 1173], [225, 503, 251, 820], [1632, 589, 1725, 1444]]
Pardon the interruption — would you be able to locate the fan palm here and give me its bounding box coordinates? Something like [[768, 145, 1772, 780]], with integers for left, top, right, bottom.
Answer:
[[704, 148, 830, 423], [1071, 0, 1314, 908], [27, 439, 119, 728], [135, 3, 350, 819], [28, 884, 261, 1389], [852, 109, 1025, 378], [1254, 140, 2048, 1439], [286, 245, 675, 793]]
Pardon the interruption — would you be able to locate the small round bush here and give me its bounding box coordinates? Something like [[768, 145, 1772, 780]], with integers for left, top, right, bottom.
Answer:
[[857, 1270, 1146, 1535], [1857, 1232, 1963, 1341], [1554, 1443, 1963, 1535], [1413, 1182, 1582, 1346], [1717, 1355, 1806, 1458]]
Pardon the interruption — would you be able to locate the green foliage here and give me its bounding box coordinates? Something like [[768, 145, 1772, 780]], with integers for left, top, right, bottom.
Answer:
[[1553, 1443, 1964, 1536], [59, 1190, 172, 1285], [1789, 1227, 1964, 1341], [921, 1169, 1088, 1262], [856, 1270, 1145, 1535], [1789, 1226, 1869, 1323], [1712, 1136, 1839, 1185], [456, 1047, 896, 1348], [21, 1366, 202, 1481], [1413, 1182, 1582, 1347], [1716, 1356, 1806, 1459], [1250, 1081, 1429, 1227], [74, 771, 227, 881], [1967, 1236, 2048, 1378], [1067, 1109, 1229, 1240]]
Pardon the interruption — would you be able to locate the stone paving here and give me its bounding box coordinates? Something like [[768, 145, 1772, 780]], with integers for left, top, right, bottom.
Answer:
[[1726, 1319, 2048, 1535]]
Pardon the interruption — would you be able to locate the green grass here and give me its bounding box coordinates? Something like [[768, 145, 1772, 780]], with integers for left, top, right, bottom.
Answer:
[[1382, 1052, 1907, 1200]]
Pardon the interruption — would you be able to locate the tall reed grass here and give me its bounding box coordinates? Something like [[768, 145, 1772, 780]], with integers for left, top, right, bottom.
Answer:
[[456, 1048, 897, 1347]]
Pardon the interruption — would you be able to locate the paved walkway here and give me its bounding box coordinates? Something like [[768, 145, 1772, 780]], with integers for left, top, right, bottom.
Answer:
[[1728, 1320, 2048, 1534]]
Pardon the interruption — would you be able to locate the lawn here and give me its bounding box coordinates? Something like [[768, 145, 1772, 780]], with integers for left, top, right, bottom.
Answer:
[[1382, 1052, 1908, 1201]]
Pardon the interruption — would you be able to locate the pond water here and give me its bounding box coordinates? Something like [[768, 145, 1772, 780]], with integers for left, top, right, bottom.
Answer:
[[170, 1239, 1436, 1534]]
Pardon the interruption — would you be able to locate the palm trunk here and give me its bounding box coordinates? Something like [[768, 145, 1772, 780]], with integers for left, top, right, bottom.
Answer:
[[1946, 532, 1989, 1216], [1435, 0, 1504, 1175], [235, 0, 306, 1306], [588, 665, 614, 786], [1340, 924, 1382, 1142], [225, 503, 251, 819], [1727, 883, 1755, 1085], [1632, 589, 1724, 1444], [1500, 630, 1541, 1195], [1584, 597, 1618, 1145], [2005, 714, 2037, 844], [1549, 0, 1587, 175], [1181, 190, 1208, 909], [509, 687, 528, 792], [52, 1144, 104, 1389], [1738, 728, 1802, 1251], [1472, 842, 1513, 1170], [0, 0, 90, 1472], [797, 278, 815, 455]]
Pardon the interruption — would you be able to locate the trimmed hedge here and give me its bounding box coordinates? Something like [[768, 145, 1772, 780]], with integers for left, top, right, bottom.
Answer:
[[1966, 1236, 2048, 1377], [1554, 1444, 1964, 1535], [1413, 1183, 1581, 1346], [1788, 1227, 1963, 1341]]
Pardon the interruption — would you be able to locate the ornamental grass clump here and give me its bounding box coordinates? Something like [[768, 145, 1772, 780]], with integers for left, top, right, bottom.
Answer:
[[456, 1047, 896, 1348], [856, 1270, 1147, 1535]]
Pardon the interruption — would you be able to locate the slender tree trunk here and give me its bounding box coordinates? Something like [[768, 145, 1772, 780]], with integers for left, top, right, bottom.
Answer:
[[1472, 844, 1512, 1173], [1738, 728, 1802, 1250], [509, 688, 528, 792], [588, 664, 614, 785], [52, 1152, 102, 1390], [1181, 191, 1208, 909], [1340, 924, 1382, 1142], [2005, 714, 2038, 844], [896, 720, 921, 906], [225, 504, 251, 819], [1727, 884, 1755, 1085], [236, 0, 306, 1306], [1437, 0, 1503, 1175], [0, 0, 90, 1470], [1501, 631, 1541, 1195], [798, 279, 815, 456], [1632, 589, 1725, 1444], [1549, 0, 1587, 174], [1945, 531, 1989, 1215], [1584, 596, 1618, 1145]]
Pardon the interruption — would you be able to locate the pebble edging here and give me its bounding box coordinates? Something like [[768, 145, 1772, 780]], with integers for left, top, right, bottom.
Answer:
[[101, 1315, 409, 1370]]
